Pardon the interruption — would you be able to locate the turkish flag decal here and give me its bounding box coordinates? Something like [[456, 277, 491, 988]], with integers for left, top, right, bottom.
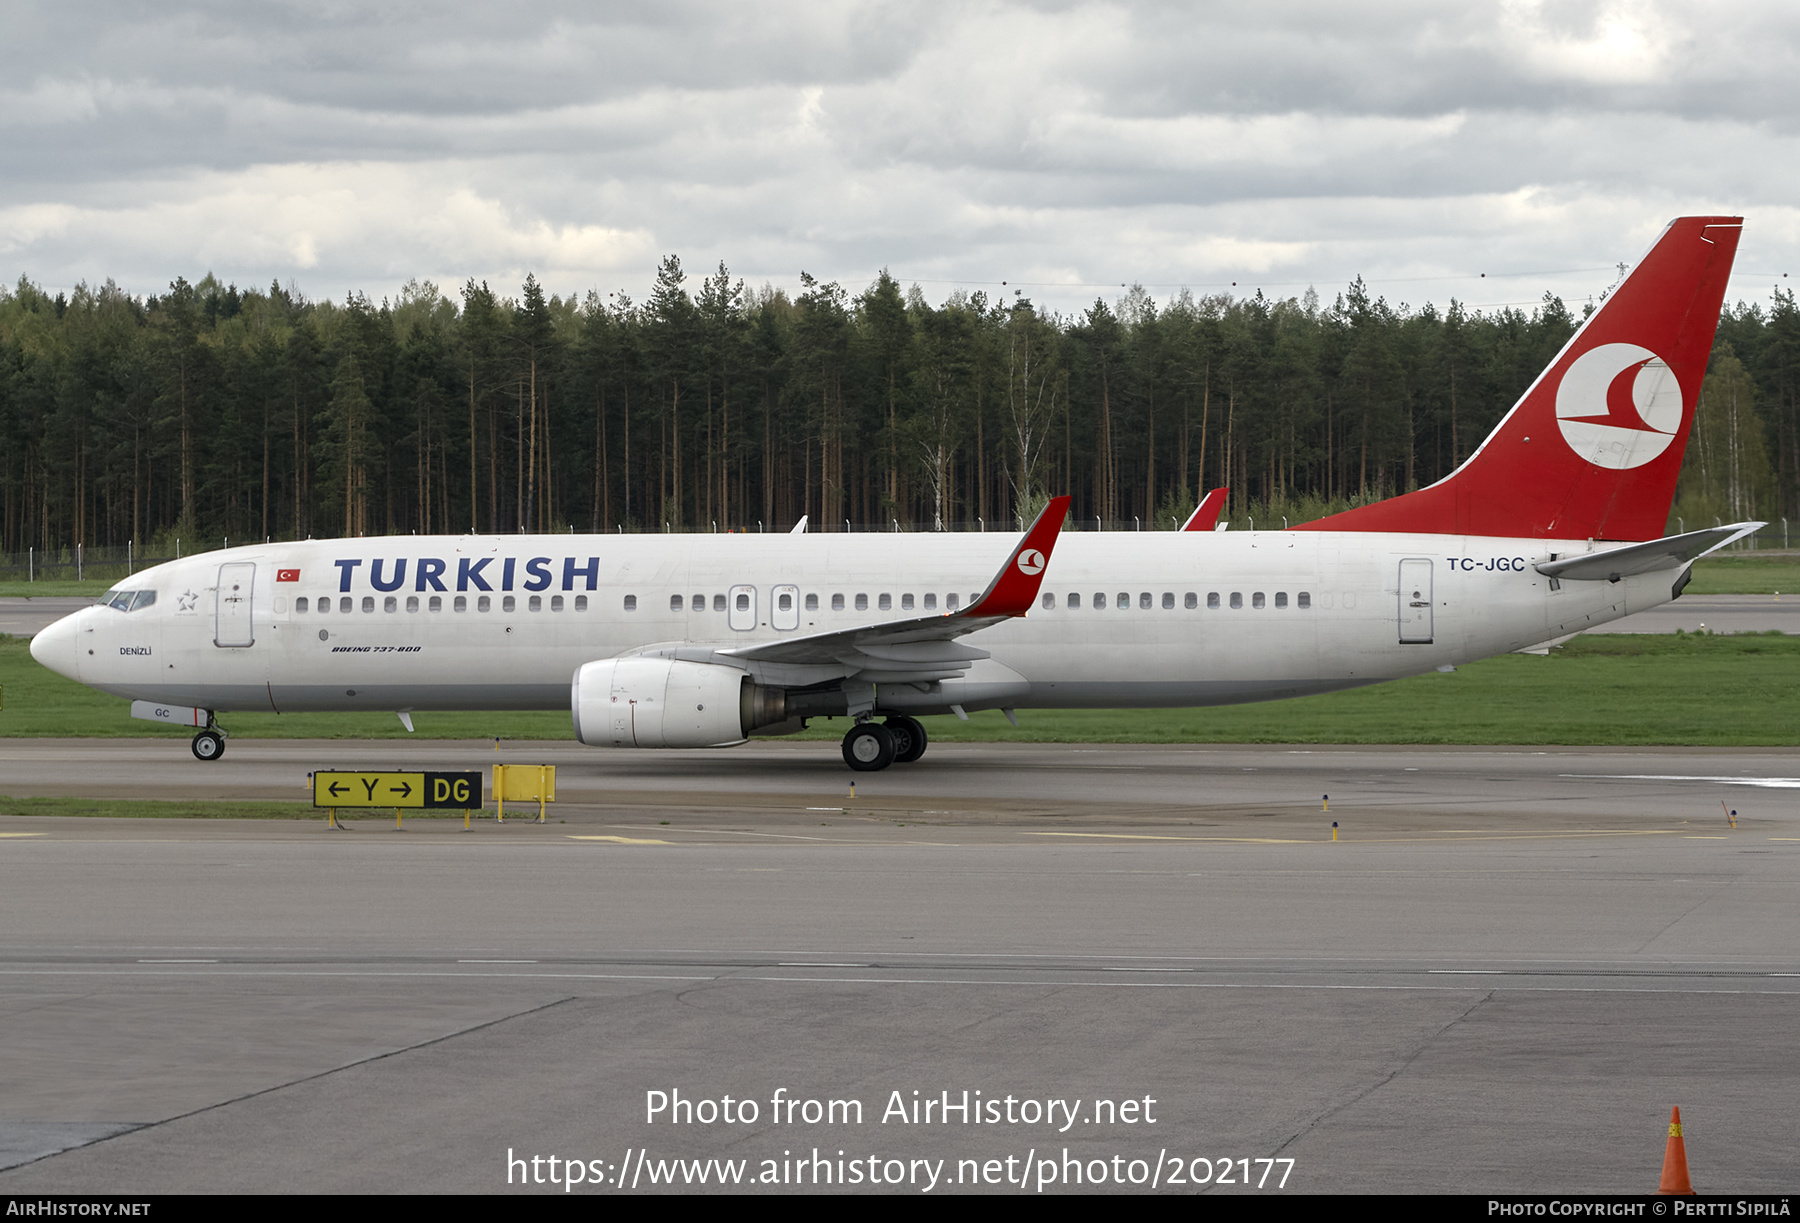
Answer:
[[276, 569, 300, 582]]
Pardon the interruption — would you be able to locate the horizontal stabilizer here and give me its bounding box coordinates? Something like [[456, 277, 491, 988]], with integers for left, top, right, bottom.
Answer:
[[1535, 522, 1763, 582]]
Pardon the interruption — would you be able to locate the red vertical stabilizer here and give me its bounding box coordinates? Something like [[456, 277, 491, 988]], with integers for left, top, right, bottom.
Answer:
[[1294, 217, 1742, 541], [1182, 487, 1230, 532]]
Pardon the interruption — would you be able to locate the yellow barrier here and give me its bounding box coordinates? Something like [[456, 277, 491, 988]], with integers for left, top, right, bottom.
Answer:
[[493, 764, 556, 823]]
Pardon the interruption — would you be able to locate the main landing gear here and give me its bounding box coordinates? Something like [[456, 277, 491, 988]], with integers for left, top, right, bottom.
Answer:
[[841, 716, 928, 772], [191, 715, 226, 762]]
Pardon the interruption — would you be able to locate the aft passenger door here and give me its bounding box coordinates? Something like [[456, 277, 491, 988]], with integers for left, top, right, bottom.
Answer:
[[1398, 558, 1433, 644], [214, 562, 256, 648]]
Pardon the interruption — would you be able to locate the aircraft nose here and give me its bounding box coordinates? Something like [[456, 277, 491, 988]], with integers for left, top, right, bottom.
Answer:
[[29, 612, 81, 681]]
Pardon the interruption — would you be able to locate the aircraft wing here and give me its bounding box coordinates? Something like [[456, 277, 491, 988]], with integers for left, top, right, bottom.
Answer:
[[1535, 522, 1763, 582], [706, 496, 1071, 683]]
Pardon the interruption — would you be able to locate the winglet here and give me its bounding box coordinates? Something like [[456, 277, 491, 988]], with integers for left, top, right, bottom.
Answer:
[[1181, 488, 1229, 532], [961, 496, 1071, 618]]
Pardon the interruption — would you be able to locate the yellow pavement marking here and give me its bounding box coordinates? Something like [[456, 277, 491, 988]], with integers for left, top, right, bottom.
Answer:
[[1028, 832, 1308, 844], [0, 832, 46, 837], [567, 835, 674, 845]]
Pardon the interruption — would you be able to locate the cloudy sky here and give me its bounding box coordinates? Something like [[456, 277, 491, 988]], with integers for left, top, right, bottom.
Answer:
[[4, 0, 1798, 316]]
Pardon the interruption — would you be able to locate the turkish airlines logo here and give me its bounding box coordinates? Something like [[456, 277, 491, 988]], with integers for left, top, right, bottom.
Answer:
[[1554, 343, 1683, 470], [1016, 548, 1045, 575]]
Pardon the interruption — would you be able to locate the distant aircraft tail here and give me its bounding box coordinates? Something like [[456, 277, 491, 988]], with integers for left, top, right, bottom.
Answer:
[[1181, 487, 1229, 532], [1295, 216, 1743, 541]]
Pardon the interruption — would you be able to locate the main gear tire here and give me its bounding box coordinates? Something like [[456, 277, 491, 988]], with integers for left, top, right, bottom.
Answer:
[[885, 716, 928, 764], [842, 723, 897, 772]]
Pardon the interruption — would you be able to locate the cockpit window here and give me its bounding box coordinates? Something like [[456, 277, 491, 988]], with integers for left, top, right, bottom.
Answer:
[[101, 590, 155, 612]]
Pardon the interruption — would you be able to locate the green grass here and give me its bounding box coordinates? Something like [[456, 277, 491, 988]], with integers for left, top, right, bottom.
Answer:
[[0, 795, 311, 819], [1682, 555, 1800, 594], [0, 581, 113, 597], [0, 795, 480, 819], [4, 630, 1796, 747]]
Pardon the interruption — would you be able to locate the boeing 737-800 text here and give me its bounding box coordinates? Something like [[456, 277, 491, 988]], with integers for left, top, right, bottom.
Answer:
[[31, 216, 1756, 770]]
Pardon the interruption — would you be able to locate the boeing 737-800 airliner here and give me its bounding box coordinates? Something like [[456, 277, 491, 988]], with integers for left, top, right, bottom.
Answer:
[[31, 217, 1758, 770]]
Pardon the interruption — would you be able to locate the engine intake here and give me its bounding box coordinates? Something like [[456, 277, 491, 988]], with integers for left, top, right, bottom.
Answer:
[[571, 657, 787, 748]]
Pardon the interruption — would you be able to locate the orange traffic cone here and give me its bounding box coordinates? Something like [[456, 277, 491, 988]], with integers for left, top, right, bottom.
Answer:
[[1658, 1106, 1695, 1194]]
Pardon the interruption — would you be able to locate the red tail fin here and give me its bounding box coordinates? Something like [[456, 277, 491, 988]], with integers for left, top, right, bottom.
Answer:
[[1295, 216, 1742, 541], [1182, 487, 1229, 532]]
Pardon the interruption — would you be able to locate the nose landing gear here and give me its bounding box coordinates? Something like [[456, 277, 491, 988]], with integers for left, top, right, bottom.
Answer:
[[191, 714, 227, 761]]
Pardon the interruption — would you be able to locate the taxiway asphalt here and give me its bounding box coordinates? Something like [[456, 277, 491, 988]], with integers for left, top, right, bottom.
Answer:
[[0, 740, 1795, 1194]]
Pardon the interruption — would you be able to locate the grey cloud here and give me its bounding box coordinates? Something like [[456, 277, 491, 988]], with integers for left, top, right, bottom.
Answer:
[[3, 0, 1798, 318]]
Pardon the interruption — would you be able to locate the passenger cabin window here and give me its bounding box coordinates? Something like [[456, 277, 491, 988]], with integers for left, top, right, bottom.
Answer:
[[832, 594, 845, 611], [1117, 592, 1129, 609], [1297, 592, 1311, 609], [574, 595, 587, 611], [1184, 593, 1197, 609], [551, 595, 564, 612], [855, 594, 869, 611], [295, 597, 309, 613], [622, 595, 636, 611], [735, 592, 750, 611], [670, 595, 684, 611], [902, 594, 914, 611], [1042, 593, 1055, 610], [1067, 592, 1080, 608], [1275, 592, 1288, 609], [1139, 592, 1152, 610], [429, 596, 443, 612], [805, 593, 819, 611], [1229, 593, 1243, 609], [924, 593, 937, 610], [406, 595, 420, 613], [503, 595, 516, 612], [878, 593, 892, 611], [1207, 592, 1220, 609], [479, 595, 492, 612], [317, 598, 330, 615], [1162, 592, 1174, 609], [455, 595, 468, 612], [1253, 592, 1265, 609], [340, 597, 353, 614], [946, 593, 960, 610], [713, 594, 726, 612], [529, 595, 542, 612], [777, 591, 794, 612], [384, 596, 397, 613]]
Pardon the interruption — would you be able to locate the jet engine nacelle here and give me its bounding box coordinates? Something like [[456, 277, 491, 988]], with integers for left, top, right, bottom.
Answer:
[[571, 657, 786, 748]]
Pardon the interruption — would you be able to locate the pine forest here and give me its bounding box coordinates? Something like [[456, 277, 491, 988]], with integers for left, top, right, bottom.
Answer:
[[4, 257, 1797, 564]]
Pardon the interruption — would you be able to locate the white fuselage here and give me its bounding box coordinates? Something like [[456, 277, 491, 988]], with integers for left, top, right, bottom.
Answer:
[[37, 529, 1673, 723]]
